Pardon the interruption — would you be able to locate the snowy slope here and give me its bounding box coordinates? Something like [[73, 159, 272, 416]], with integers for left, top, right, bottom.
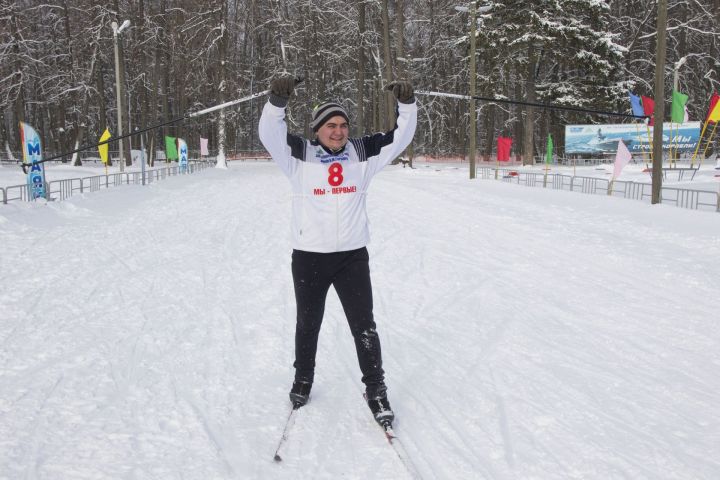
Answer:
[[1, 163, 719, 480]]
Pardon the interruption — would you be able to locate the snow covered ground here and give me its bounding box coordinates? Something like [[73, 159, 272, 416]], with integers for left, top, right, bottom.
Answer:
[[1, 162, 719, 479]]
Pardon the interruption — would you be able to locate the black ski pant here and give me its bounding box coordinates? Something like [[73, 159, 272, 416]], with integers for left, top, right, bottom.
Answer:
[[291, 247, 385, 393]]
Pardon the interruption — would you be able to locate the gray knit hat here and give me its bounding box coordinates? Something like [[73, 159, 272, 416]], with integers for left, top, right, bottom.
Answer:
[[311, 102, 349, 132]]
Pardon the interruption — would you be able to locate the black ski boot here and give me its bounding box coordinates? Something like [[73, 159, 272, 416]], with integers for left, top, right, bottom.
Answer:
[[289, 380, 311, 408], [366, 385, 394, 426]]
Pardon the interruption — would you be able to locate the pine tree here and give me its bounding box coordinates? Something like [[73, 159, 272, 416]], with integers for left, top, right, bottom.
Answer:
[[477, 0, 628, 161]]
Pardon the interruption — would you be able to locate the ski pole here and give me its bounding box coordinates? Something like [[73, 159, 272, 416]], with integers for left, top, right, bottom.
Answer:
[[186, 90, 270, 118], [415, 90, 648, 120]]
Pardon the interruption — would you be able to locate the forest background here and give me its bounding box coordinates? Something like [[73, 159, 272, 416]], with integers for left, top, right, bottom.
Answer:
[[2, 0, 719, 166]]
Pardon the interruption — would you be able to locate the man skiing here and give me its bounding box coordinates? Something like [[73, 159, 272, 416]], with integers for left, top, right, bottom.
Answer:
[[258, 75, 417, 427]]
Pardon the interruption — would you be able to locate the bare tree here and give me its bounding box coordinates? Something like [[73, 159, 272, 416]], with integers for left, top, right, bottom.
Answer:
[[2, 0, 718, 166]]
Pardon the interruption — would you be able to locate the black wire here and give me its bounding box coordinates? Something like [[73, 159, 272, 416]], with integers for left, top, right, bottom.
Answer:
[[20, 81, 644, 173], [19, 85, 287, 172], [20, 114, 188, 172], [469, 94, 648, 120]]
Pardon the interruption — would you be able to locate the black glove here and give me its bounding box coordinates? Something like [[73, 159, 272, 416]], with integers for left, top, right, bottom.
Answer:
[[269, 76, 299, 107], [386, 80, 414, 104]]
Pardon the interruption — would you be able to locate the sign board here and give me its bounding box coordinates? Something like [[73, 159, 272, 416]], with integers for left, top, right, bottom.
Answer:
[[565, 122, 701, 155], [20, 122, 47, 200], [178, 138, 188, 173]]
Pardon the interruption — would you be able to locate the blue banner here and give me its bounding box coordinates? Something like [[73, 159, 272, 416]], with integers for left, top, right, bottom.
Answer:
[[564, 122, 701, 155], [20, 122, 47, 200], [178, 138, 188, 173]]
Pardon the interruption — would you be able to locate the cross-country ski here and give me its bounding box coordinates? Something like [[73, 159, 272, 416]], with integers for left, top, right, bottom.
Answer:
[[273, 405, 301, 463]]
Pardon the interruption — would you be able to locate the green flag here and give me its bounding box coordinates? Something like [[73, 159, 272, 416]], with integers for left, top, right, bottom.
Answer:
[[165, 136, 178, 160], [545, 134, 553, 164], [670, 90, 688, 123]]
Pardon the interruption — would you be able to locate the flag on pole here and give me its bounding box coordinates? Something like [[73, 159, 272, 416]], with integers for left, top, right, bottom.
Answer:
[[545, 134, 553, 164], [165, 136, 178, 160], [20, 122, 47, 200], [497, 137, 512, 162], [690, 93, 720, 167], [612, 140, 632, 180], [671, 90, 689, 123], [629, 91, 644, 118], [641, 96, 655, 126], [200, 137, 209, 156], [706, 93, 720, 123], [178, 138, 188, 173], [708, 97, 720, 123], [98, 128, 111, 164]]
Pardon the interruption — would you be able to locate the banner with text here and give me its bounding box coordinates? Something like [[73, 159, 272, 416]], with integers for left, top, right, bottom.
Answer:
[[565, 122, 701, 155], [178, 138, 188, 173], [20, 122, 47, 200]]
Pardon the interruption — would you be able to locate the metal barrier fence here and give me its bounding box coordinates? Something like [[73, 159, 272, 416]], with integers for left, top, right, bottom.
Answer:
[[1, 161, 213, 205], [4, 162, 716, 213], [477, 167, 720, 213]]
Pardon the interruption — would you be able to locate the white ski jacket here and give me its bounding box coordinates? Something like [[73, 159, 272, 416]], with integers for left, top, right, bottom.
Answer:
[[259, 100, 417, 253]]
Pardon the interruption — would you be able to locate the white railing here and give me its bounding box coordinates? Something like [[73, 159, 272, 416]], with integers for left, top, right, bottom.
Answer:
[[477, 167, 720, 213], [1, 161, 213, 205]]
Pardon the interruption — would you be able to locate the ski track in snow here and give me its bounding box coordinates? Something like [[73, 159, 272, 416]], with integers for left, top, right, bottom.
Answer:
[[1, 162, 719, 479]]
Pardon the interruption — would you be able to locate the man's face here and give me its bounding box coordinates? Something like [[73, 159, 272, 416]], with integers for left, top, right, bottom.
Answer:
[[316, 115, 349, 152]]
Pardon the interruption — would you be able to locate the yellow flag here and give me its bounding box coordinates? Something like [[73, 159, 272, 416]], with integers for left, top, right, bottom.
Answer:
[[99, 128, 111, 164], [709, 100, 720, 123]]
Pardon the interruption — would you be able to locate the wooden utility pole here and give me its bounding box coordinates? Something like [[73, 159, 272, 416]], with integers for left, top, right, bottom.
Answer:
[[468, 0, 477, 179], [652, 0, 668, 204]]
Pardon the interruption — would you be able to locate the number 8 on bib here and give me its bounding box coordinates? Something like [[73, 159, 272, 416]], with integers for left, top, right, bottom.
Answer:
[[328, 162, 344, 187]]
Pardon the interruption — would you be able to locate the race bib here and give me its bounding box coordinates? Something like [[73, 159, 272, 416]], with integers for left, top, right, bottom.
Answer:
[[302, 161, 363, 197]]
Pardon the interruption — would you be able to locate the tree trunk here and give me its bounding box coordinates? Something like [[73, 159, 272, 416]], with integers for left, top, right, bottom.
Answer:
[[468, 1, 476, 177], [513, 70, 523, 162], [148, 1, 163, 167], [97, 61, 111, 166], [216, 1, 228, 169], [523, 45, 537, 165], [356, 0, 366, 137], [483, 104, 495, 161], [61, 0, 80, 165], [429, 0, 437, 91], [162, 1, 171, 163], [381, 0, 394, 130], [11, 7, 25, 141], [138, 0, 149, 167], [1, 110, 13, 160], [373, 77, 380, 133], [70, 42, 100, 166], [299, 5, 310, 137], [395, 0, 413, 166]]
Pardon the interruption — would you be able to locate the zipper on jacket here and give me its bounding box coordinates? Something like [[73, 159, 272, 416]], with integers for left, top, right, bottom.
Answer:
[[335, 194, 340, 251], [300, 161, 305, 238]]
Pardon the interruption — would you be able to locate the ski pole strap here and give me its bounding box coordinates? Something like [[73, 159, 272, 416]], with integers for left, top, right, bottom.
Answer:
[[414, 90, 648, 120]]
